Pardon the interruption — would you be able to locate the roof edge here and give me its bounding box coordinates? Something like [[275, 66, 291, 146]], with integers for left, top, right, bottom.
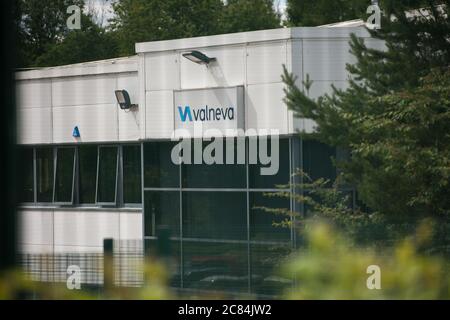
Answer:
[[135, 26, 371, 54], [16, 56, 138, 81]]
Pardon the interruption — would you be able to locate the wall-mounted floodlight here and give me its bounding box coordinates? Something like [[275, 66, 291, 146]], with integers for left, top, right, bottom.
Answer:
[[182, 50, 216, 65], [115, 90, 137, 110]]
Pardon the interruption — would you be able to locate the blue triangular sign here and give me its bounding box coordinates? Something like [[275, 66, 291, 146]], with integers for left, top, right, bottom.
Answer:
[[72, 126, 80, 138]]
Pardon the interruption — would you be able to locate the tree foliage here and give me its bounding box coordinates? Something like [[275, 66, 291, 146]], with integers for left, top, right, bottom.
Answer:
[[110, 0, 224, 55], [110, 0, 281, 56], [16, 0, 282, 66], [285, 0, 369, 26], [15, 0, 118, 67], [284, 221, 450, 299], [221, 0, 281, 33], [35, 15, 119, 67], [282, 1, 450, 217], [15, 0, 84, 67]]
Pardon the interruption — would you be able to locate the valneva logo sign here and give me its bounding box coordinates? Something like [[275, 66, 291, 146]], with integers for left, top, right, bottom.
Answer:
[[173, 86, 279, 175], [177, 105, 235, 123], [174, 86, 244, 137]]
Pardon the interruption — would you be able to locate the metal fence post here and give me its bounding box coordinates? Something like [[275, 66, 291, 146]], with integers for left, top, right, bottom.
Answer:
[[103, 238, 114, 293], [156, 226, 171, 258]]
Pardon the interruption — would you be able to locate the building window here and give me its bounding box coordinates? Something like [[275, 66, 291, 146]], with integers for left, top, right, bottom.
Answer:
[[182, 139, 246, 189], [250, 243, 292, 295], [182, 241, 248, 292], [78, 145, 98, 204], [123, 145, 142, 204], [144, 238, 181, 287], [97, 146, 118, 204], [144, 191, 180, 237], [182, 191, 247, 240], [18, 147, 34, 203], [144, 142, 179, 188], [36, 147, 54, 203], [302, 139, 336, 182], [249, 138, 290, 189], [249, 192, 291, 242], [54, 147, 75, 203]]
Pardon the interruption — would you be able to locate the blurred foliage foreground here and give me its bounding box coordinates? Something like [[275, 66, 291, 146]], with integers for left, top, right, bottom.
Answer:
[[0, 257, 173, 300], [1, 220, 449, 299], [284, 220, 450, 299]]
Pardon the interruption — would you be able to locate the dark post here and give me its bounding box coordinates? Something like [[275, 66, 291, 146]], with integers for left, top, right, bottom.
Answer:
[[156, 226, 172, 258], [0, 0, 18, 274], [103, 238, 114, 293]]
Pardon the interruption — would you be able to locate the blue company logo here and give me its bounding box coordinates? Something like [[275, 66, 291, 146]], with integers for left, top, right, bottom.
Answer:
[[178, 105, 234, 122]]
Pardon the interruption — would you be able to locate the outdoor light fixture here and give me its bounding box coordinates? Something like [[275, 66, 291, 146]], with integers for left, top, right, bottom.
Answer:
[[115, 89, 137, 109], [182, 50, 216, 65]]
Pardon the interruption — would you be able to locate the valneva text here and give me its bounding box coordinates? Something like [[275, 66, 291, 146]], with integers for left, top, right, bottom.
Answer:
[[178, 105, 235, 122]]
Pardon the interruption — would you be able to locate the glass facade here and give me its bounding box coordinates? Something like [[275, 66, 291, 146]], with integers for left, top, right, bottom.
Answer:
[[18, 137, 340, 296], [144, 142, 179, 188], [97, 146, 118, 203], [78, 145, 98, 204], [302, 139, 336, 182], [19, 144, 141, 207], [123, 145, 142, 204], [54, 147, 75, 203], [143, 137, 302, 296], [18, 147, 34, 203], [36, 147, 54, 203], [144, 191, 180, 237], [182, 139, 247, 189], [249, 138, 290, 189]]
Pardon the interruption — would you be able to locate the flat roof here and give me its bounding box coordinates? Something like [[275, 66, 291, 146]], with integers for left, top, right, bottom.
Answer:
[[135, 26, 371, 53], [16, 56, 138, 81], [16, 25, 372, 80]]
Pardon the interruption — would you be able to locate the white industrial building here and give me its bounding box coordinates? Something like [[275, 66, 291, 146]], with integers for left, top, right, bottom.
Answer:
[[15, 25, 382, 294]]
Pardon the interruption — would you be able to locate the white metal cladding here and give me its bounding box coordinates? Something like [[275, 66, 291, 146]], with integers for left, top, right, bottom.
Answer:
[[246, 82, 288, 135], [16, 56, 139, 145], [137, 27, 378, 139], [145, 90, 175, 138], [15, 27, 379, 144], [18, 107, 53, 144], [19, 209, 54, 247], [18, 208, 143, 254], [16, 79, 52, 109]]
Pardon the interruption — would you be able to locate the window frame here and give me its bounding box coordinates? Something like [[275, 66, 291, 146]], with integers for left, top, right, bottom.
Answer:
[[76, 144, 99, 207], [122, 144, 143, 207], [35, 146, 55, 205], [18, 146, 36, 205], [53, 146, 76, 205], [95, 145, 119, 206]]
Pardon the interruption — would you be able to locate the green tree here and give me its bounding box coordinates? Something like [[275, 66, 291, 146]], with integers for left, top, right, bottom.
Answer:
[[110, 0, 225, 55], [111, 0, 282, 56], [281, 1, 450, 217], [15, 0, 85, 67], [284, 221, 450, 299], [35, 15, 119, 67], [16, 0, 118, 67], [221, 0, 281, 33], [285, 0, 369, 26]]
